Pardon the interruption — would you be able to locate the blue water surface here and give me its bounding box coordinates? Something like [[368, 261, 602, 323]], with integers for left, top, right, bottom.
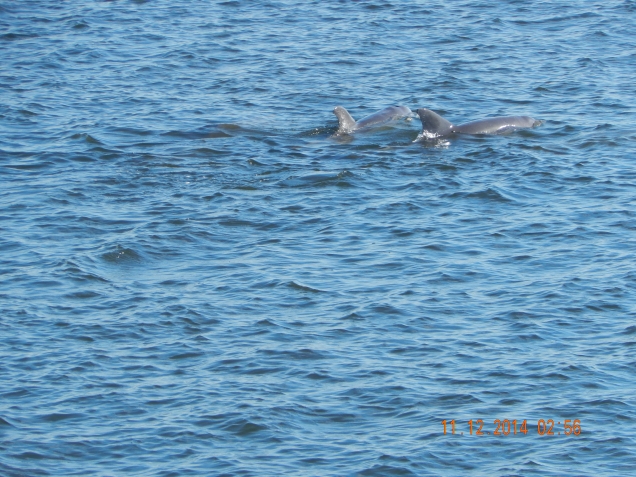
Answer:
[[1, 1, 636, 476]]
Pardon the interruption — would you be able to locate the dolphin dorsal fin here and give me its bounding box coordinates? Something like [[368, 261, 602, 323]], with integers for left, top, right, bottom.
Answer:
[[333, 106, 357, 133], [416, 109, 455, 138]]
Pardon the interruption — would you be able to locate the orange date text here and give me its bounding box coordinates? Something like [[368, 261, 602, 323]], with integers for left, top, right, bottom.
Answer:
[[441, 419, 581, 436]]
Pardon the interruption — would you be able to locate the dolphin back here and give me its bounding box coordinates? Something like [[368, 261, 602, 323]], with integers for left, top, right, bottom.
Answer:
[[334, 105, 412, 133], [354, 105, 412, 130], [455, 116, 537, 135], [333, 106, 357, 133], [416, 109, 455, 138]]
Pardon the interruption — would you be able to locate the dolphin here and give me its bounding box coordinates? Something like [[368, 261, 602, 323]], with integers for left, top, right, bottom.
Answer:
[[333, 105, 412, 134], [415, 108, 539, 139]]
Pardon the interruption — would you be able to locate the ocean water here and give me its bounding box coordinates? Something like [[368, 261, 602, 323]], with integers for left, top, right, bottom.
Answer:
[[1, 1, 636, 476]]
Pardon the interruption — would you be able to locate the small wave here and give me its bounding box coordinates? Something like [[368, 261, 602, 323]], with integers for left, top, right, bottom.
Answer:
[[415, 131, 442, 141], [110, 127, 153, 136], [64, 291, 102, 299], [160, 130, 230, 139], [287, 281, 325, 293], [414, 133, 451, 147], [511, 11, 600, 25], [169, 351, 204, 360], [247, 158, 267, 166], [69, 133, 103, 145], [41, 412, 84, 423], [188, 147, 229, 156], [0, 32, 39, 41], [279, 170, 351, 187], [222, 418, 268, 436], [0, 416, 14, 427], [622, 325, 636, 335], [100, 246, 143, 264], [462, 187, 514, 202], [218, 218, 257, 227]]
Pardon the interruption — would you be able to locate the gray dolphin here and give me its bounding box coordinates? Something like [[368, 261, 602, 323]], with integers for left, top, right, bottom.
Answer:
[[416, 108, 539, 139], [334, 105, 412, 134]]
